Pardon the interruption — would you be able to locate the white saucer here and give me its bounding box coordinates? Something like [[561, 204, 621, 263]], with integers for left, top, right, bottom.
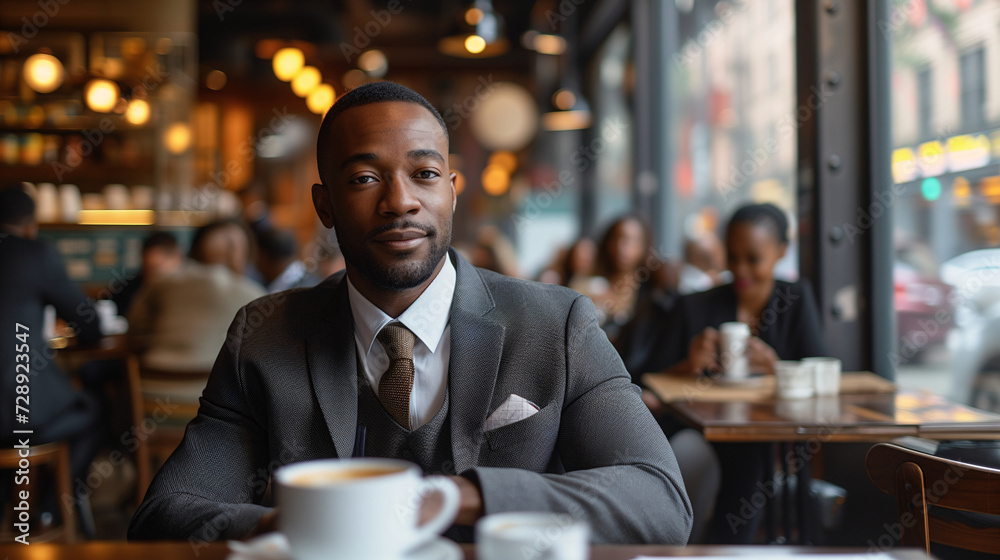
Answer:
[[228, 532, 462, 560]]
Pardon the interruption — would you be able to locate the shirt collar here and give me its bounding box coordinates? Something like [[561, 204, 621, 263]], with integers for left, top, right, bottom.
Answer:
[[346, 253, 456, 356]]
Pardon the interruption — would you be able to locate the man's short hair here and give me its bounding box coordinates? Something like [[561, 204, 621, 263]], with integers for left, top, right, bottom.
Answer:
[[316, 81, 448, 185], [0, 186, 35, 227]]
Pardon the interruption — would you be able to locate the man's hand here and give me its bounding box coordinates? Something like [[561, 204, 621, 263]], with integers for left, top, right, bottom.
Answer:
[[246, 509, 278, 538], [418, 475, 483, 527]]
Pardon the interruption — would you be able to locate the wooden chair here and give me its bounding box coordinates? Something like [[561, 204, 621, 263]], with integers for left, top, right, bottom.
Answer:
[[0, 441, 75, 542], [126, 354, 210, 501], [866, 442, 1000, 555]]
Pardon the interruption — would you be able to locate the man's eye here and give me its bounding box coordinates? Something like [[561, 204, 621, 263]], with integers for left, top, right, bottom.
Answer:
[[351, 176, 377, 185], [415, 170, 439, 179]]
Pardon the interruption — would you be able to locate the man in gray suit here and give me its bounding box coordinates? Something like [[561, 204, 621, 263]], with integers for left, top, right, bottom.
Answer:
[[128, 82, 692, 545]]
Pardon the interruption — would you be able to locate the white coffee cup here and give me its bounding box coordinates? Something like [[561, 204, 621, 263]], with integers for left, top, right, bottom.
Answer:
[[719, 322, 750, 380], [774, 360, 814, 399], [476, 512, 588, 560], [803, 357, 841, 396], [275, 458, 460, 560], [94, 299, 118, 336]]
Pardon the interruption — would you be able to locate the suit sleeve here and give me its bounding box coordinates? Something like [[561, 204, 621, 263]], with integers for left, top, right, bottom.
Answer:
[[127, 306, 273, 542], [470, 295, 693, 544], [41, 244, 101, 345]]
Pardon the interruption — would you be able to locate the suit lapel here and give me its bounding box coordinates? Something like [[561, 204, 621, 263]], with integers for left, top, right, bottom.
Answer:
[[305, 273, 359, 459], [448, 251, 505, 473]]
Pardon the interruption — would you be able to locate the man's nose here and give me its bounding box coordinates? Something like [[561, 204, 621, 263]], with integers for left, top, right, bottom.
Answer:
[[378, 175, 421, 216]]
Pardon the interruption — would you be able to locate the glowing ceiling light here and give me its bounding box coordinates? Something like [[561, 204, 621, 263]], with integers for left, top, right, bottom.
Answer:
[[125, 99, 150, 125], [306, 84, 335, 115], [291, 66, 321, 97], [164, 122, 191, 154], [272, 47, 305, 82], [24, 53, 64, 93], [85, 79, 120, 113], [464, 35, 487, 54]]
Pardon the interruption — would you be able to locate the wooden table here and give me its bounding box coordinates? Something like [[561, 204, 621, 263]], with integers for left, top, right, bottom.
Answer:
[[642, 371, 1000, 545], [0, 541, 933, 559], [642, 371, 1000, 442]]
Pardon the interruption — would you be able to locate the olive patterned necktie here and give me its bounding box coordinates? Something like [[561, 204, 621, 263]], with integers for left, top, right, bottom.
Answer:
[[376, 322, 416, 429]]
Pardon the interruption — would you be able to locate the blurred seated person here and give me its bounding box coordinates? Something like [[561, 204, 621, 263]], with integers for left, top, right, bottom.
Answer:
[[111, 232, 184, 315], [584, 215, 653, 342], [644, 203, 826, 377], [0, 185, 102, 528], [468, 224, 519, 278], [561, 237, 604, 294], [128, 219, 266, 373], [640, 202, 827, 544], [677, 231, 729, 295], [256, 228, 320, 293], [302, 236, 346, 285]]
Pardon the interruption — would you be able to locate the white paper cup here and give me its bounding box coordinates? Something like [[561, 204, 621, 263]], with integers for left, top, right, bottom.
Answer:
[[477, 513, 588, 560], [275, 458, 459, 560], [803, 357, 841, 396], [774, 360, 814, 399], [719, 322, 750, 381]]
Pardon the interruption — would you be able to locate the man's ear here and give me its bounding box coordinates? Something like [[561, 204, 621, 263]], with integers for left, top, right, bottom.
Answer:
[[449, 171, 457, 213], [312, 183, 336, 228]]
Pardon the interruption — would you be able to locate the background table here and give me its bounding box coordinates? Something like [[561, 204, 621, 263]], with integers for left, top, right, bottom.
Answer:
[[642, 371, 1000, 544], [642, 371, 1000, 442], [0, 541, 934, 559]]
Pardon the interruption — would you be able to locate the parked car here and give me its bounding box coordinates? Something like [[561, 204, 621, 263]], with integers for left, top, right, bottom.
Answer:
[[894, 242, 954, 363], [940, 249, 1000, 412]]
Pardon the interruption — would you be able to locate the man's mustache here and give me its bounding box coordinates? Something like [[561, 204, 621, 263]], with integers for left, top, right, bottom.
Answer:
[[365, 220, 437, 241]]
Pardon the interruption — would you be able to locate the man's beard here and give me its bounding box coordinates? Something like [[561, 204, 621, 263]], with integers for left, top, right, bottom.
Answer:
[[341, 219, 452, 291]]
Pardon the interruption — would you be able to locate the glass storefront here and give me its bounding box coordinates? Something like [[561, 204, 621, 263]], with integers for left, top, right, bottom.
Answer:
[[888, 0, 1000, 409], [665, 0, 798, 278]]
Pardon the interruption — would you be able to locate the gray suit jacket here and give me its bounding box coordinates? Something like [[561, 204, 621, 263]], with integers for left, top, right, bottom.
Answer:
[[128, 250, 692, 544]]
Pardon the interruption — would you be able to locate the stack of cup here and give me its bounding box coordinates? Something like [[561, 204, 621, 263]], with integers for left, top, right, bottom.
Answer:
[[803, 357, 842, 396], [774, 361, 814, 399]]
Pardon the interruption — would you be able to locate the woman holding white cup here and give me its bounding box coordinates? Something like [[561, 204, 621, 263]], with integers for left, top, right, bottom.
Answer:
[[636, 203, 828, 544]]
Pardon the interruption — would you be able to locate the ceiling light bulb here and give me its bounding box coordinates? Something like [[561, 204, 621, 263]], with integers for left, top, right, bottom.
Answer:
[[164, 122, 191, 154], [24, 53, 64, 93], [125, 99, 150, 125], [85, 79, 119, 113], [306, 84, 335, 115], [464, 35, 486, 54], [358, 49, 388, 77], [465, 8, 484, 25], [291, 66, 321, 97], [272, 47, 305, 82]]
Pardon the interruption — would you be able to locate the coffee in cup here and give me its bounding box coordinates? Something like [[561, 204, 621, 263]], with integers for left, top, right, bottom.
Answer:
[[275, 458, 459, 560]]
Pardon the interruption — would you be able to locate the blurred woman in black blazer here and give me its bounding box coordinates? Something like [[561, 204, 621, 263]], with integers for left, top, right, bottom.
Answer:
[[642, 203, 828, 544]]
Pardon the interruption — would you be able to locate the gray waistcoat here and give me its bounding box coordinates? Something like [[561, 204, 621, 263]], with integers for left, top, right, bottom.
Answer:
[[356, 370, 455, 476]]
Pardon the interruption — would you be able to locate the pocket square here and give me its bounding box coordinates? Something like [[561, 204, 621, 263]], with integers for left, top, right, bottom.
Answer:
[[484, 394, 540, 431]]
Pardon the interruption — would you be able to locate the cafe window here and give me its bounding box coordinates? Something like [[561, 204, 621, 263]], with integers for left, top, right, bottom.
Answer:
[[665, 0, 797, 277], [589, 23, 634, 228], [887, 1, 1000, 410], [916, 65, 932, 140], [959, 45, 986, 131]]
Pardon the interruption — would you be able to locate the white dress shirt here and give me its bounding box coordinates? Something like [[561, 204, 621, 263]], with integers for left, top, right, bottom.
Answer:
[[346, 254, 456, 429]]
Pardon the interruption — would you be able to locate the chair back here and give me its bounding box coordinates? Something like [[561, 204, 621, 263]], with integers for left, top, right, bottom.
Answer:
[[126, 354, 211, 501], [0, 442, 75, 542], [866, 442, 1000, 554]]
